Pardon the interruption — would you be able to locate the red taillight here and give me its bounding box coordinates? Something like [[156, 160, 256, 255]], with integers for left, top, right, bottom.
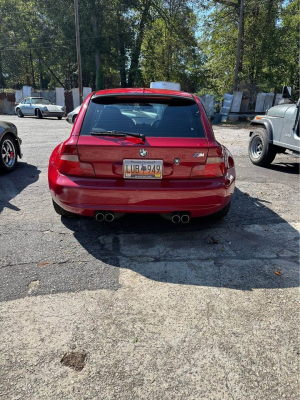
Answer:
[[190, 147, 226, 178], [58, 144, 95, 177]]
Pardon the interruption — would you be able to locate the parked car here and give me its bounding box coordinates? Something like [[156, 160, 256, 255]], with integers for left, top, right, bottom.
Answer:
[[15, 97, 65, 119], [0, 121, 22, 173], [48, 88, 236, 223], [66, 105, 81, 124], [249, 98, 300, 166]]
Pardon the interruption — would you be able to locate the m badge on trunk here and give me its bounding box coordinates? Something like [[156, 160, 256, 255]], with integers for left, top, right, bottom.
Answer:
[[139, 149, 148, 157]]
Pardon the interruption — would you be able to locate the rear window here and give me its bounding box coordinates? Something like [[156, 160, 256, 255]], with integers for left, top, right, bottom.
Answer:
[[80, 97, 206, 138]]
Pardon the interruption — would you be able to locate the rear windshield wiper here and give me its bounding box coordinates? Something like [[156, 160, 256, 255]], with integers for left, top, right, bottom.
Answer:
[[91, 129, 145, 142]]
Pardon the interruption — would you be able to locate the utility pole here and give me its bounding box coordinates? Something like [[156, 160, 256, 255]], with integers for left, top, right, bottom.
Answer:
[[74, 0, 83, 103], [234, 0, 244, 91]]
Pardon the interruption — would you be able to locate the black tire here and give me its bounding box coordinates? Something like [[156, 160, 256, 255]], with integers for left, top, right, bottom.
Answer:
[[17, 108, 24, 118], [36, 109, 43, 119], [52, 200, 74, 217], [212, 201, 231, 220], [0, 134, 18, 173], [248, 127, 277, 167], [57, 116, 62, 120]]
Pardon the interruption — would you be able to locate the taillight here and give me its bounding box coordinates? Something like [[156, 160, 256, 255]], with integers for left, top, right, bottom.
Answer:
[[58, 144, 95, 177], [190, 147, 226, 178]]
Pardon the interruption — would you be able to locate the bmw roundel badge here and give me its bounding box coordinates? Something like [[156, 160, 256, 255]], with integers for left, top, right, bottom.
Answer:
[[139, 149, 148, 157]]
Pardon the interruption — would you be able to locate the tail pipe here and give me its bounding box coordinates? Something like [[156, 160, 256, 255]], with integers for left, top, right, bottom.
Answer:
[[95, 212, 105, 222], [105, 212, 115, 222], [95, 211, 115, 222], [171, 213, 181, 224], [181, 214, 190, 224]]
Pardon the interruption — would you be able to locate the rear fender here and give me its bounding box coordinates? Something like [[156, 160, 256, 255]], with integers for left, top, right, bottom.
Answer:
[[249, 120, 273, 143]]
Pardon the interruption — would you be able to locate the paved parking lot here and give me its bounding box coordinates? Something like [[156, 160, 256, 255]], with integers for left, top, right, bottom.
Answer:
[[0, 115, 299, 399]]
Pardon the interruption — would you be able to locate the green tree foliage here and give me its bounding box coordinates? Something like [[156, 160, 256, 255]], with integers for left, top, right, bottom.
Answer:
[[0, 0, 298, 97], [200, 0, 299, 98]]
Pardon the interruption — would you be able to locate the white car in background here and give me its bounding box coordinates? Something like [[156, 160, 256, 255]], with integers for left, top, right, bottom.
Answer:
[[15, 97, 65, 119], [66, 105, 81, 124]]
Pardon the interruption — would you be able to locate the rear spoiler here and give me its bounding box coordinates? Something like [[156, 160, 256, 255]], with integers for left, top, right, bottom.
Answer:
[[91, 92, 196, 103]]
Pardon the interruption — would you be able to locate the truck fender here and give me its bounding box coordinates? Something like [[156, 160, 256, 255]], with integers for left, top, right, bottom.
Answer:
[[249, 120, 273, 143]]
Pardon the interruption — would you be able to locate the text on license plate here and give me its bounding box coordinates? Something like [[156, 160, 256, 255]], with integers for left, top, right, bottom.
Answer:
[[123, 159, 163, 179]]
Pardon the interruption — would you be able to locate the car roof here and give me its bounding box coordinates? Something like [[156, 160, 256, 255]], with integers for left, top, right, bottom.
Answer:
[[93, 88, 193, 99]]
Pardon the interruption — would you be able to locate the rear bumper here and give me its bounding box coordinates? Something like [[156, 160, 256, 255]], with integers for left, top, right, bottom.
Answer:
[[49, 164, 235, 218], [42, 111, 64, 118]]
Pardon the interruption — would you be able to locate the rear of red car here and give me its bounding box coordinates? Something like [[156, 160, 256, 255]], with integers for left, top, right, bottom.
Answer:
[[49, 88, 235, 221]]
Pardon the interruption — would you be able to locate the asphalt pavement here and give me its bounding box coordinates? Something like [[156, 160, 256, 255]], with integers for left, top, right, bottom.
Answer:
[[0, 116, 299, 399]]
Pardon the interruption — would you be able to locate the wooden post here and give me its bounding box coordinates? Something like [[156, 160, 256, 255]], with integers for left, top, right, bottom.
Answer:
[[234, 0, 244, 91], [74, 0, 83, 103]]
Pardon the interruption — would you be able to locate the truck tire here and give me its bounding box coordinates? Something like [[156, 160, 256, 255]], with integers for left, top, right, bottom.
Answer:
[[249, 127, 277, 166]]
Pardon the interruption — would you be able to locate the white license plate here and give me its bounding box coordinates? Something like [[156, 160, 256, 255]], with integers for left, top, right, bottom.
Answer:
[[123, 159, 163, 179]]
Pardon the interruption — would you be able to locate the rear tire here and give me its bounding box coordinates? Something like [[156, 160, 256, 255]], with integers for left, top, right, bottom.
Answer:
[[57, 116, 62, 120], [36, 109, 43, 119], [52, 200, 74, 217], [0, 134, 17, 173], [212, 201, 231, 220], [249, 127, 277, 166], [17, 108, 24, 118]]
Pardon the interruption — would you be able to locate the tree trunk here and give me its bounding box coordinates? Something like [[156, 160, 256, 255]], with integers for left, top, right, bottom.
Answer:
[[128, 0, 151, 87], [29, 50, 36, 88], [0, 52, 5, 88], [91, 4, 102, 90], [117, 7, 127, 87], [234, 0, 244, 91]]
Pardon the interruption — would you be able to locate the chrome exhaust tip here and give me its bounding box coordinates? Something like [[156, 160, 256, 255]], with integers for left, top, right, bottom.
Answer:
[[181, 214, 190, 224], [95, 212, 105, 222], [171, 214, 181, 224], [105, 212, 115, 222]]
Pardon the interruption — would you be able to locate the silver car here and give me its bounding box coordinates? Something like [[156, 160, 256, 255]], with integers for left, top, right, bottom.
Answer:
[[15, 97, 65, 119], [249, 98, 300, 166], [66, 105, 81, 124]]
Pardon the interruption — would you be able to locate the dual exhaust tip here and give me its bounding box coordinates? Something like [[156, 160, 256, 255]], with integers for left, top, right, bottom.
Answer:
[[171, 213, 190, 224], [95, 211, 115, 222], [95, 211, 190, 224]]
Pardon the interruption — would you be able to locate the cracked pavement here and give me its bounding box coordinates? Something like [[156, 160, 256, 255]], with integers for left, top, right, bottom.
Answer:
[[0, 116, 299, 399]]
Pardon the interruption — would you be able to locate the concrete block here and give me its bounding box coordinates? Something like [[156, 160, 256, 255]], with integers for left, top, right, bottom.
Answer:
[[220, 93, 233, 115], [56, 88, 65, 106], [231, 91, 243, 112], [72, 88, 80, 109], [263, 93, 274, 111], [15, 90, 23, 103], [199, 94, 215, 117], [255, 93, 266, 112], [83, 87, 92, 101], [22, 86, 31, 98]]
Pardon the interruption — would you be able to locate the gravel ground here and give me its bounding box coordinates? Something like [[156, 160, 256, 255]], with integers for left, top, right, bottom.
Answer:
[[0, 115, 299, 400]]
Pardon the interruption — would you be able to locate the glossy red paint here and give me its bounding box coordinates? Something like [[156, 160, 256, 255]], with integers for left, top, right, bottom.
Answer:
[[48, 88, 236, 219]]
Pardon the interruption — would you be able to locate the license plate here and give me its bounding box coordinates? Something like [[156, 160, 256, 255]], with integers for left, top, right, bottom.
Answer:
[[123, 159, 163, 179]]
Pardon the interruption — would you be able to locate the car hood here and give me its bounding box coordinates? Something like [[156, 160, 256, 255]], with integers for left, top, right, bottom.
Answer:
[[47, 104, 64, 112], [267, 104, 295, 118]]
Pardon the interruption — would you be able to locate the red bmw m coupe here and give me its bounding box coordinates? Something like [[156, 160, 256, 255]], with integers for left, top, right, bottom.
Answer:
[[48, 88, 235, 223]]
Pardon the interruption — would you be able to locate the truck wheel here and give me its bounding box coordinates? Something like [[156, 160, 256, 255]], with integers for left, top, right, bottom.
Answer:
[[249, 127, 277, 166]]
